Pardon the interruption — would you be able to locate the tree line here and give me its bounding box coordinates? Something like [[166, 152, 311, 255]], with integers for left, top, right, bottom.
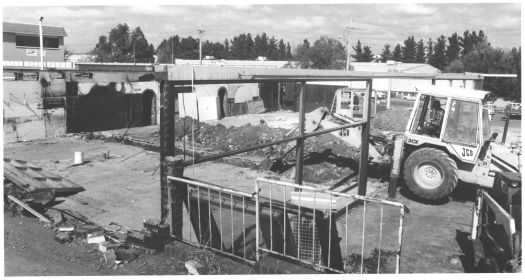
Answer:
[[91, 23, 293, 63], [90, 23, 520, 100]]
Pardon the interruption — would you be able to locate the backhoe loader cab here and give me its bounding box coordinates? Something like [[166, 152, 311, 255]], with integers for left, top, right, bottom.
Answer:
[[395, 85, 497, 200]]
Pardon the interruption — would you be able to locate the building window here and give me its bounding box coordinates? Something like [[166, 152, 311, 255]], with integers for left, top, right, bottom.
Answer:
[[15, 35, 59, 49]]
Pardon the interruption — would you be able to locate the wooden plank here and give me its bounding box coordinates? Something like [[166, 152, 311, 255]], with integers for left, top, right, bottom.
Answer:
[[7, 195, 52, 223]]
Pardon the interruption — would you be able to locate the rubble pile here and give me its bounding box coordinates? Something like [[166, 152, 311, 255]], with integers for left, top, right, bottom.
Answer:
[[44, 208, 140, 270]]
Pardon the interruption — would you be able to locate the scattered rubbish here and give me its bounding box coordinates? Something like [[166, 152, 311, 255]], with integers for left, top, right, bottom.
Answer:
[[73, 151, 84, 165], [185, 259, 205, 275], [87, 233, 106, 244], [109, 221, 131, 231], [115, 246, 138, 261], [99, 241, 119, 253], [47, 209, 66, 226], [58, 226, 75, 232], [54, 232, 73, 244], [7, 195, 51, 224], [104, 249, 118, 265], [102, 150, 111, 159]]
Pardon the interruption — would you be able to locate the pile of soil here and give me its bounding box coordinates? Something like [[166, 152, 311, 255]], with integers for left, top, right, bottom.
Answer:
[[175, 117, 361, 161], [173, 117, 386, 184]]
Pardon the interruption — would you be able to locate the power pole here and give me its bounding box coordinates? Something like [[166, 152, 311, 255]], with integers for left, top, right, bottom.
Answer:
[[171, 38, 174, 64], [197, 26, 205, 64], [39, 17, 44, 70], [344, 25, 355, 71]]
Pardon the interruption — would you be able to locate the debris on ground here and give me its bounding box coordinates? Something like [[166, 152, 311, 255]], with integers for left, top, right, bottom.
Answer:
[[54, 232, 73, 244], [343, 248, 398, 273], [6, 195, 52, 224], [185, 259, 205, 275]]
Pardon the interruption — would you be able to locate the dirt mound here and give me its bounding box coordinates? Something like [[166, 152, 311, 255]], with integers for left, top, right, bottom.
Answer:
[[175, 117, 288, 153]]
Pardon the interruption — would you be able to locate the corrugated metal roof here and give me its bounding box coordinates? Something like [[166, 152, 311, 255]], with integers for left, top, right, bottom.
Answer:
[[166, 65, 436, 83], [436, 72, 483, 80], [4, 158, 84, 197], [351, 62, 441, 74], [3, 21, 67, 37], [416, 85, 489, 100], [173, 58, 292, 68]]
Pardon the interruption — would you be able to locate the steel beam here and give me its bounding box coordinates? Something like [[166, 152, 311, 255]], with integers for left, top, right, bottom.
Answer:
[[358, 80, 372, 196], [295, 82, 306, 185]]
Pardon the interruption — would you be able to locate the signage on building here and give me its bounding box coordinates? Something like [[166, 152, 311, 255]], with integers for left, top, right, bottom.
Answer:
[[26, 49, 46, 57]]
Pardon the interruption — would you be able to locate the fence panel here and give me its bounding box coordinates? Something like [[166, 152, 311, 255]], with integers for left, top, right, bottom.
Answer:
[[255, 178, 405, 274], [167, 176, 257, 263]]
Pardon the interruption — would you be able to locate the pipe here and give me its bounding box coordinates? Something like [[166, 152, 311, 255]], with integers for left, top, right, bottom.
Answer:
[[39, 17, 44, 70]]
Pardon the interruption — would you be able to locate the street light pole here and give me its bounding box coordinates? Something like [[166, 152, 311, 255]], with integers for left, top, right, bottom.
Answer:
[[197, 26, 205, 65], [344, 26, 353, 71], [39, 17, 44, 70]]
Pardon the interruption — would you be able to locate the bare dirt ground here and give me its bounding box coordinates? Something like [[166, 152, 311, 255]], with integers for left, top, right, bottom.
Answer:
[[4, 107, 518, 275], [4, 137, 476, 275]]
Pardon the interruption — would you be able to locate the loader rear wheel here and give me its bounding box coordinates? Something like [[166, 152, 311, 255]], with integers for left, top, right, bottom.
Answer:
[[404, 148, 458, 200]]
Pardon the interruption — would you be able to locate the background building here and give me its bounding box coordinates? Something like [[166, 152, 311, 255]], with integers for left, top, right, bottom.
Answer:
[[3, 21, 67, 62]]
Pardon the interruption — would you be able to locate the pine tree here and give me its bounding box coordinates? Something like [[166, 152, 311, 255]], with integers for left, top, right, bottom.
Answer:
[[222, 39, 230, 59], [402, 36, 417, 63], [416, 39, 425, 63], [362, 45, 374, 62], [392, 44, 402, 61], [267, 36, 279, 60], [278, 39, 287, 60], [259, 33, 269, 58], [426, 38, 434, 63], [243, 33, 254, 59], [295, 39, 311, 68], [351, 40, 364, 61], [429, 35, 448, 70], [381, 43, 391, 62], [446, 32, 461, 63], [285, 42, 293, 60]]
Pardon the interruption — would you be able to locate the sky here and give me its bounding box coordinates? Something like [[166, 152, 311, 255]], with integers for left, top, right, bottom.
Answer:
[[2, 1, 522, 55]]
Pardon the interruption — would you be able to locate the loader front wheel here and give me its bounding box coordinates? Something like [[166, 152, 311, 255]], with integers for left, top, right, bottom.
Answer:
[[404, 148, 458, 200]]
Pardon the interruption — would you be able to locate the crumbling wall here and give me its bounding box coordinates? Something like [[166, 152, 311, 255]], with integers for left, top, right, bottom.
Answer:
[[3, 80, 67, 143]]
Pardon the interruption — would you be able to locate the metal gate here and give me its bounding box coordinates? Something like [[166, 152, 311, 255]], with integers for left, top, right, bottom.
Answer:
[[255, 178, 406, 273], [167, 176, 257, 263], [167, 176, 406, 273]]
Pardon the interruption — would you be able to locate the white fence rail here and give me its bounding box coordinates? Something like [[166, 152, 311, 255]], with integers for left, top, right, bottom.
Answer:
[[3, 61, 76, 69], [166, 176, 406, 273], [255, 178, 406, 273]]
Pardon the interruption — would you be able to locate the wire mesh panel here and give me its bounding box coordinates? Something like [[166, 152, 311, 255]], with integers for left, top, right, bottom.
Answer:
[[255, 178, 406, 274], [167, 176, 257, 263]]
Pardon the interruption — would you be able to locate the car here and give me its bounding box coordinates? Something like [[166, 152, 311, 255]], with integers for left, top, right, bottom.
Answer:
[[509, 103, 521, 118]]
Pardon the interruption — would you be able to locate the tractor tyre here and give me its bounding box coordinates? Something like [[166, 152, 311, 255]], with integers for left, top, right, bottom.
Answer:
[[403, 147, 458, 201]]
